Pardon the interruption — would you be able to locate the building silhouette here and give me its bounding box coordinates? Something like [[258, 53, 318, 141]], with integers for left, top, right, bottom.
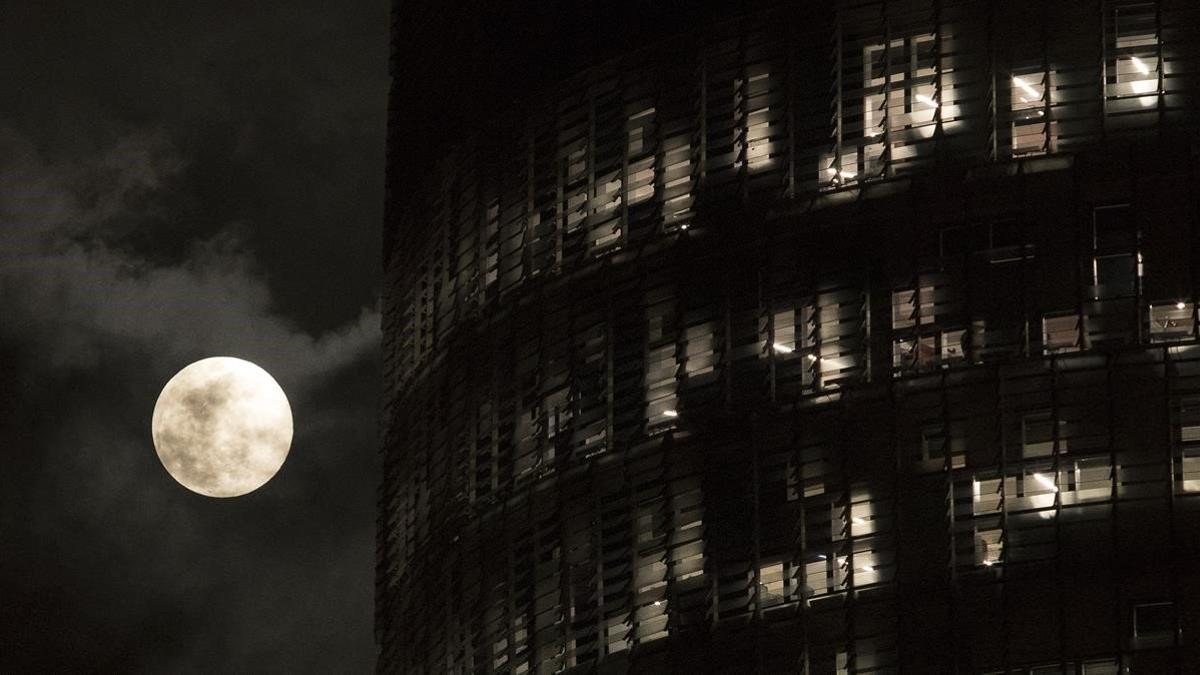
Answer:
[[379, 1, 1200, 672]]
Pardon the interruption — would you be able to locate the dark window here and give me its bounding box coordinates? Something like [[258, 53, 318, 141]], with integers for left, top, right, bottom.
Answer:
[[1094, 254, 1136, 296], [1093, 204, 1135, 251], [990, 219, 1022, 249], [1134, 601, 1174, 641], [987, 219, 1028, 264], [939, 226, 970, 259]]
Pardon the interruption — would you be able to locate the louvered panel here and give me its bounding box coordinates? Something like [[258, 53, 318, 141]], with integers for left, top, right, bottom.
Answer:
[[381, 2, 1200, 672]]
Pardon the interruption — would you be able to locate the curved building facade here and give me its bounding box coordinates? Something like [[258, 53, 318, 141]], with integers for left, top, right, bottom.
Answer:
[[379, 2, 1200, 672]]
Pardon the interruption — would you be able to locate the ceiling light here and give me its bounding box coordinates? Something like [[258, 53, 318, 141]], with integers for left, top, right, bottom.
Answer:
[[772, 343, 794, 354], [1012, 76, 1041, 99], [1032, 472, 1059, 492], [662, 409, 678, 418]]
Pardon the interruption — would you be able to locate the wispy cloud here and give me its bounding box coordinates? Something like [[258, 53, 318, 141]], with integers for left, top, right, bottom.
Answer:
[[0, 124, 379, 672], [0, 125, 378, 394]]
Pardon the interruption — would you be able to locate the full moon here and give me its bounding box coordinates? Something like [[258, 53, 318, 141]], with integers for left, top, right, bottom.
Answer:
[[151, 357, 293, 498]]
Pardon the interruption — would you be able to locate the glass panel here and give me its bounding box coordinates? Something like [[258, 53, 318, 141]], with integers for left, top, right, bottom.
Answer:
[[1149, 302, 1194, 342], [1072, 457, 1112, 502], [975, 528, 1002, 567], [1093, 254, 1136, 298], [1134, 601, 1174, 639], [1011, 70, 1053, 157], [941, 329, 967, 363], [1043, 314, 1080, 354], [1081, 660, 1120, 675]]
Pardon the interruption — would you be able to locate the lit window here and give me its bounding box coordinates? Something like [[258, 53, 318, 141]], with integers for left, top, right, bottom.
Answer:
[[1108, 2, 1161, 109], [804, 553, 833, 598], [1182, 449, 1200, 493], [683, 321, 716, 379], [1178, 398, 1200, 492], [823, 33, 937, 186], [972, 477, 1004, 516], [974, 527, 1002, 567], [1043, 313, 1080, 355], [564, 147, 588, 234], [891, 283, 965, 375], [739, 70, 775, 171], [1181, 400, 1200, 442], [814, 286, 864, 389], [772, 307, 796, 355], [892, 288, 934, 329], [1011, 69, 1055, 157], [1022, 467, 1060, 514], [758, 561, 787, 606], [768, 302, 820, 393], [893, 335, 935, 373], [1150, 302, 1194, 342], [941, 329, 967, 364], [863, 35, 939, 136], [891, 330, 968, 376], [1068, 456, 1112, 502], [661, 131, 693, 232], [625, 107, 657, 206]]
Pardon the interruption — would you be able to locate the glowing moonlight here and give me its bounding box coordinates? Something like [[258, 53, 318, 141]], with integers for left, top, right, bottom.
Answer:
[[152, 357, 293, 497]]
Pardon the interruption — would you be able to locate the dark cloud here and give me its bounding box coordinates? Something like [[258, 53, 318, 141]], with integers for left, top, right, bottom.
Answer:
[[0, 1, 386, 671], [0, 126, 377, 391]]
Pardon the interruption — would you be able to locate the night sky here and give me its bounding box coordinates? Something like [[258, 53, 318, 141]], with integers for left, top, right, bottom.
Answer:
[[1, 1, 387, 671]]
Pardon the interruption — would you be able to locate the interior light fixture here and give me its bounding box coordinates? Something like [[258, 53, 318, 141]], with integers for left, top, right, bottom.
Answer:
[[1176, 301, 1187, 310], [772, 343, 794, 354], [662, 409, 679, 418], [1033, 472, 1059, 492], [915, 94, 939, 110], [1012, 76, 1041, 100]]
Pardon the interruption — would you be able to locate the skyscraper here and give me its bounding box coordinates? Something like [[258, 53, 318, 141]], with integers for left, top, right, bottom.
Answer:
[[380, 1, 1200, 671]]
